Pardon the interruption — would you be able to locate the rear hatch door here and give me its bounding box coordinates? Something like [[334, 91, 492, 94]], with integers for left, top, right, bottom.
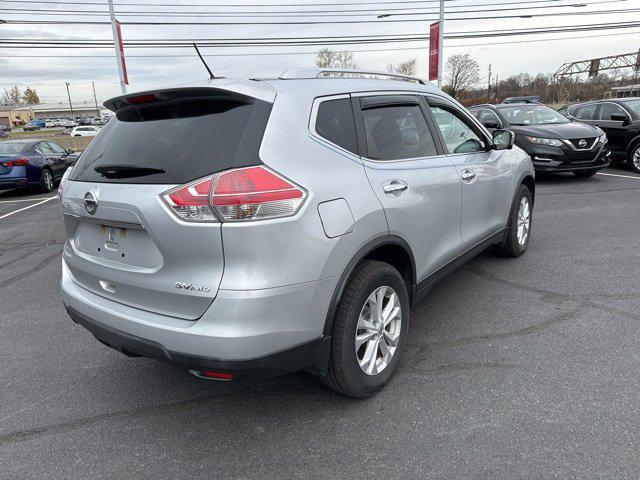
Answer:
[[61, 86, 273, 320]]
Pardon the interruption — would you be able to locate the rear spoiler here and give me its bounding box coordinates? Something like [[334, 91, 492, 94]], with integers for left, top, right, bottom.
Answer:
[[103, 87, 254, 113]]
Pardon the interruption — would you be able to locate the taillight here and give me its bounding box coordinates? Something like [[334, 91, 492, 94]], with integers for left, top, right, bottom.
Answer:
[[160, 166, 306, 223], [212, 166, 305, 221], [58, 167, 73, 200], [162, 176, 217, 223], [3, 158, 29, 167]]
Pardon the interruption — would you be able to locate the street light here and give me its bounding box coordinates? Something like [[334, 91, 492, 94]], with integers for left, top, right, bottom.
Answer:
[[65, 82, 75, 119]]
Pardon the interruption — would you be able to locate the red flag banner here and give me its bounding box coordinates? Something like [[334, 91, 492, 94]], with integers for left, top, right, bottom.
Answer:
[[116, 20, 129, 85], [429, 21, 440, 82]]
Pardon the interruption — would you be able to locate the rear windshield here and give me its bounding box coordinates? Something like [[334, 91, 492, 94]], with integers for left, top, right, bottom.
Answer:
[[70, 92, 272, 184], [0, 142, 28, 155]]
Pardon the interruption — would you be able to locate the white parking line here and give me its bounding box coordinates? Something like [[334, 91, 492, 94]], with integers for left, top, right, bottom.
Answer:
[[0, 197, 54, 204], [0, 196, 57, 220], [597, 172, 640, 180]]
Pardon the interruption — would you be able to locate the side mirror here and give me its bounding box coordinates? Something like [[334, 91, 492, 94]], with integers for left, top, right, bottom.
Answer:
[[482, 120, 501, 130], [67, 149, 75, 155], [493, 129, 515, 150], [610, 113, 630, 125]]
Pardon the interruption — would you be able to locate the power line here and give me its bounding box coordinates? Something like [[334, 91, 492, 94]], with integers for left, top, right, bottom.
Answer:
[[1, 29, 638, 58], [0, 0, 627, 16], [1, 21, 638, 47], [1, 7, 637, 24]]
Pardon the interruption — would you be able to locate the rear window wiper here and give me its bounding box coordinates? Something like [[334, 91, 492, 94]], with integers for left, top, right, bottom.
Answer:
[[94, 164, 165, 179]]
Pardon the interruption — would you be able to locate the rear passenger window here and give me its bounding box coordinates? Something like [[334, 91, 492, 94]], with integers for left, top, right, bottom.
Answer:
[[315, 98, 358, 154], [574, 104, 597, 120], [362, 105, 437, 161]]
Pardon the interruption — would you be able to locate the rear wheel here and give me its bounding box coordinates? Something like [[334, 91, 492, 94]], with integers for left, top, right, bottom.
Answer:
[[629, 145, 640, 174], [39, 169, 54, 193], [322, 260, 409, 398], [496, 184, 532, 258], [573, 169, 598, 178]]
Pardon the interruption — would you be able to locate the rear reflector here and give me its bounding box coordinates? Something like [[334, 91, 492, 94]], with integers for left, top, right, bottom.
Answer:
[[161, 166, 306, 223], [200, 371, 233, 380]]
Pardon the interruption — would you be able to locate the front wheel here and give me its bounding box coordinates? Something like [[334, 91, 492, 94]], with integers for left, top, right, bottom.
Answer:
[[629, 145, 640, 174], [573, 169, 598, 178], [496, 184, 532, 258], [322, 260, 409, 398]]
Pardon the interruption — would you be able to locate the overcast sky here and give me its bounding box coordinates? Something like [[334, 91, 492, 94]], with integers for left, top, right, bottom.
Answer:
[[1, 0, 639, 105]]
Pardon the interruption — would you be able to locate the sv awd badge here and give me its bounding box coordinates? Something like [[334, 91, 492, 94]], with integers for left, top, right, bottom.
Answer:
[[175, 282, 210, 292]]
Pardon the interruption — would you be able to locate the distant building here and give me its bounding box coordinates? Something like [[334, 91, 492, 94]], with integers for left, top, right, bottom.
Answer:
[[31, 102, 103, 119], [607, 84, 640, 98], [0, 106, 35, 127]]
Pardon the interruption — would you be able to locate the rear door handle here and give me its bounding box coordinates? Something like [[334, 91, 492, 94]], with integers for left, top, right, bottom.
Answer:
[[383, 181, 408, 196], [460, 169, 476, 183]]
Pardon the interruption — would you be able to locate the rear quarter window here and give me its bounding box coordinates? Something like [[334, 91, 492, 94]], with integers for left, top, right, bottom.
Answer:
[[314, 98, 358, 154], [70, 93, 272, 184]]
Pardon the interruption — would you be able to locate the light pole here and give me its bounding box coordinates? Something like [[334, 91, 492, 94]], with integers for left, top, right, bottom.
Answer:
[[92, 81, 100, 117], [65, 82, 74, 119], [437, 0, 444, 89]]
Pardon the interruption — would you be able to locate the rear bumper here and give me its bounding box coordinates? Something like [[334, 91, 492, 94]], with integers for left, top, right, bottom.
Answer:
[[0, 177, 29, 190], [66, 305, 329, 381], [61, 259, 337, 380]]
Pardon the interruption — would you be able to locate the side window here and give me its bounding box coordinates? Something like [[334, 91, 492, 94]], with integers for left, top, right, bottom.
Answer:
[[315, 98, 358, 154], [36, 142, 54, 155], [598, 103, 627, 121], [47, 142, 66, 154], [361, 104, 438, 161], [477, 109, 501, 127], [574, 104, 597, 120], [429, 105, 488, 154]]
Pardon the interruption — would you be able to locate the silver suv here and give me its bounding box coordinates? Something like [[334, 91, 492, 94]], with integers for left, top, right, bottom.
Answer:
[[60, 69, 535, 398]]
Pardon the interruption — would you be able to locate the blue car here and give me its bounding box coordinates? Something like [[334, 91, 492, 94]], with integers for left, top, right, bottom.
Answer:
[[0, 140, 78, 192]]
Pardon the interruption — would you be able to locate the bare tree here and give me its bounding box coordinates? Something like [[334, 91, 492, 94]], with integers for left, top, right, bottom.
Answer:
[[22, 87, 40, 105], [387, 58, 417, 76], [315, 48, 357, 69], [445, 53, 480, 98]]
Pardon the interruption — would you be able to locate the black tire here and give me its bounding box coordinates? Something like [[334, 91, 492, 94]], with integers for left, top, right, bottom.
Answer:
[[39, 169, 54, 193], [495, 184, 532, 258], [322, 260, 409, 398], [573, 169, 598, 178], [628, 145, 640, 174]]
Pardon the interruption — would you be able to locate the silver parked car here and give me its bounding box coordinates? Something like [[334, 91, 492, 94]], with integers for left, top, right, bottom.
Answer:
[[59, 69, 535, 397]]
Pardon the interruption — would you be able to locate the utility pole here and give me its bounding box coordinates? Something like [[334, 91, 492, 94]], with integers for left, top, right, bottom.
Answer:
[[487, 64, 492, 102], [92, 81, 100, 116], [495, 75, 499, 102], [437, 0, 444, 89], [65, 82, 74, 118], [108, 0, 126, 94]]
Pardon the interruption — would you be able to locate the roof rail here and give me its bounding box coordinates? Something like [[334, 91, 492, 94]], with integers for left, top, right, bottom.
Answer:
[[278, 68, 426, 85]]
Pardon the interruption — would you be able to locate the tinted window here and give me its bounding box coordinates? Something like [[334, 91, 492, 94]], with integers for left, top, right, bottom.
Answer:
[[36, 142, 54, 155], [430, 106, 487, 154], [362, 104, 437, 160], [70, 96, 271, 184], [574, 104, 598, 120], [47, 142, 67, 154], [0, 142, 27, 155], [477, 109, 502, 126], [315, 98, 358, 154], [598, 103, 627, 120]]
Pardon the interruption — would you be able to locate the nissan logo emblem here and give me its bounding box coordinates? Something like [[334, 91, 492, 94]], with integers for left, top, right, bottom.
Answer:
[[84, 192, 98, 215], [578, 139, 588, 148]]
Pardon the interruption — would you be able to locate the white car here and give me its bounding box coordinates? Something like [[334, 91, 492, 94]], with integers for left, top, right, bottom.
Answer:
[[70, 126, 101, 137], [60, 119, 77, 128], [44, 120, 57, 128]]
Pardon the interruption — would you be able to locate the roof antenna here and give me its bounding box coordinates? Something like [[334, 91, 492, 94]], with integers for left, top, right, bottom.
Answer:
[[193, 42, 215, 80]]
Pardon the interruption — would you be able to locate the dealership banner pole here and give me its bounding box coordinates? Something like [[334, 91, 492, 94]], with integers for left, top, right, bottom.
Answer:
[[108, 0, 127, 94]]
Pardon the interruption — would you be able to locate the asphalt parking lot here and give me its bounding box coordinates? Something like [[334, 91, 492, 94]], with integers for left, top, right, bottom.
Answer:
[[1, 168, 639, 479]]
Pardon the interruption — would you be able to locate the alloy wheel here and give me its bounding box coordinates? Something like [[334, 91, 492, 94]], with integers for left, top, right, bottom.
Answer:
[[517, 197, 531, 246], [633, 147, 640, 171], [43, 171, 54, 191], [355, 286, 402, 376]]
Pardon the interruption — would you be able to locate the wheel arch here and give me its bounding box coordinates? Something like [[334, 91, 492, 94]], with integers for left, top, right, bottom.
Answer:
[[321, 235, 416, 338], [520, 174, 535, 205], [627, 134, 640, 158]]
